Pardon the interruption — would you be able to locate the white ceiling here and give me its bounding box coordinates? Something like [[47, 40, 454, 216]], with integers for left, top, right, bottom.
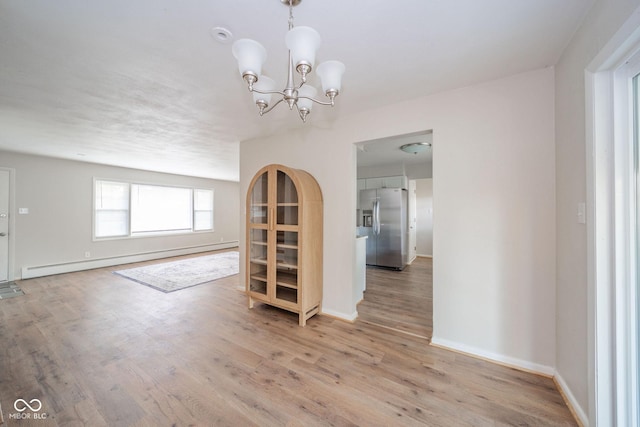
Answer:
[[357, 130, 433, 166], [0, 0, 594, 182]]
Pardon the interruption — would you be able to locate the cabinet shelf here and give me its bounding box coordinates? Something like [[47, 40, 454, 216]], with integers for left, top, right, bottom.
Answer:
[[276, 261, 298, 270], [276, 243, 298, 250], [275, 287, 298, 303], [250, 273, 268, 283], [276, 271, 298, 289], [250, 258, 268, 265]]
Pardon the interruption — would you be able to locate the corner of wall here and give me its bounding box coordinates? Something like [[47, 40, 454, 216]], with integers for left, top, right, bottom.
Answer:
[[554, 371, 589, 427]]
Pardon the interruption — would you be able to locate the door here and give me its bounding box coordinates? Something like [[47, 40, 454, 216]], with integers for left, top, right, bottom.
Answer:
[[247, 170, 269, 300], [274, 169, 299, 307], [0, 170, 9, 282]]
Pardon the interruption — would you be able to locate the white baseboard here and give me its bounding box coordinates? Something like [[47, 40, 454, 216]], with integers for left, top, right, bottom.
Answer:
[[430, 336, 555, 376], [321, 307, 358, 322], [554, 371, 588, 427], [20, 241, 239, 279]]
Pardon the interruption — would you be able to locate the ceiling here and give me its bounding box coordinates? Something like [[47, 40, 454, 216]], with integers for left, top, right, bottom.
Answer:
[[0, 0, 594, 182], [357, 130, 432, 166]]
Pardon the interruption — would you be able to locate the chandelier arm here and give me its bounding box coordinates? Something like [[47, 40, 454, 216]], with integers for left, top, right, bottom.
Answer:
[[250, 88, 287, 96], [260, 97, 286, 115], [299, 95, 335, 107]]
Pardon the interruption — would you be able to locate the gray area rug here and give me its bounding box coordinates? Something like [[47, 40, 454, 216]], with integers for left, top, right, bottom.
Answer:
[[0, 281, 24, 299], [114, 251, 239, 293]]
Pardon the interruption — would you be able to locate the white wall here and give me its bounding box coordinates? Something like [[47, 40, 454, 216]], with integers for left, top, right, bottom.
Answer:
[[415, 178, 432, 257], [554, 0, 640, 422], [0, 150, 239, 279], [240, 67, 557, 371]]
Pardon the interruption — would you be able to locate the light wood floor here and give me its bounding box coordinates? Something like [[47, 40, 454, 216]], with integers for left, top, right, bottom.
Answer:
[[0, 250, 577, 426], [357, 257, 433, 339]]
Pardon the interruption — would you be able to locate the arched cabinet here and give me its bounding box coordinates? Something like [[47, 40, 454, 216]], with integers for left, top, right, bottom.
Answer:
[[246, 164, 323, 326]]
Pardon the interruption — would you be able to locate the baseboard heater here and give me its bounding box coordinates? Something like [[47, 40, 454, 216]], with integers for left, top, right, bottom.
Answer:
[[20, 241, 239, 280]]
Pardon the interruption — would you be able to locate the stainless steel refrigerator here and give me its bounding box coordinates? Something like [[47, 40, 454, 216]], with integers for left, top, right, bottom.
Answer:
[[360, 187, 408, 269]]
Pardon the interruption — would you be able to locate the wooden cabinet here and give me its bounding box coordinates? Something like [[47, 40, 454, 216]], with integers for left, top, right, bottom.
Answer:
[[246, 164, 323, 326], [358, 175, 408, 190]]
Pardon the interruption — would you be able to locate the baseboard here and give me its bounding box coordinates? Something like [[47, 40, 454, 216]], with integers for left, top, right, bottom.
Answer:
[[430, 336, 555, 377], [416, 253, 433, 258], [321, 308, 358, 322], [20, 241, 239, 279], [554, 372, 588, 427]]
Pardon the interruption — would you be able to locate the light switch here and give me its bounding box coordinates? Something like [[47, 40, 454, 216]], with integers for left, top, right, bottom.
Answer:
[[577, 202, 586, 224], [18, 208, 29, 214]]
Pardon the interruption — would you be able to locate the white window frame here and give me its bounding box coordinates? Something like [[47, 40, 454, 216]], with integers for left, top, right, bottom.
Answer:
[[586, 13, 640, 426], [93, 179, 214, 240], [94, 179, 130, 238], [193, 188, 215, 232]]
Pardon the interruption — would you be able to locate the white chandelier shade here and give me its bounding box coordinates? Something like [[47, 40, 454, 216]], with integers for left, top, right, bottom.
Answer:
[[285, 26, 321, 76], [231, 0, 344, 122], [231, 39, 267, 81], [252, 76, 276, 105], [316, 60, 345, 94], [297, 85, 317, 111]]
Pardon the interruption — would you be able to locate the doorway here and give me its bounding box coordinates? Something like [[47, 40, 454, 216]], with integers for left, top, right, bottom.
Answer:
[[355, 131, 433, 338]]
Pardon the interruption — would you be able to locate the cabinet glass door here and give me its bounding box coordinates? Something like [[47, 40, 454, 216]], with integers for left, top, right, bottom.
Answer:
[[248, 228, 268, 297], [275, 230, 298, 304], [276, 170, 298, 225], [250, 172, 269, 224]]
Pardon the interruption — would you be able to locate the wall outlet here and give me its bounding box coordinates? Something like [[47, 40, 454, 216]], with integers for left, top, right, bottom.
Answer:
[[84, 251, 91, 258], [219, 237, 224, 242]]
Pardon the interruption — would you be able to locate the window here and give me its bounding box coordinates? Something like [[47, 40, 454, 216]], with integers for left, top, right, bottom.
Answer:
[[95, 180, 129, 238], [131, 184, 192, 234], [94, 180, 214, 238], [194, 188, 214, 231]]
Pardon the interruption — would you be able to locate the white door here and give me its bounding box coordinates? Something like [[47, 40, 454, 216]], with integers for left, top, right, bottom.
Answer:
[[0, 170, 9, 282], [408, 180, 417, 263]]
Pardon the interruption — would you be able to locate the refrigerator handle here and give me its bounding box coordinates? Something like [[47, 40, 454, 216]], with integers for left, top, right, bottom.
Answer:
[[373, 199, 380, 235]]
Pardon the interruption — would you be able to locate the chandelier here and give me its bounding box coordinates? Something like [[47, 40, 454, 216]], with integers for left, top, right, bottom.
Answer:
[[231, 0, 345, 122]]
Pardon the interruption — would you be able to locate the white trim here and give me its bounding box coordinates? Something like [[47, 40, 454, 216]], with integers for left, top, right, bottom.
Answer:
[[585, 69, 615, 427], [321, 308, 358, 322], [585, 8, 640, 425], [0, 167, 15, 282], [20, 241, 238, 279], [430, 336, 555, 377], [555, 371, 589, 427]]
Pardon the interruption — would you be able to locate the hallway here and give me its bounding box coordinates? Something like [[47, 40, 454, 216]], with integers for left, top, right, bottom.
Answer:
[[356, 256, 432, 339]]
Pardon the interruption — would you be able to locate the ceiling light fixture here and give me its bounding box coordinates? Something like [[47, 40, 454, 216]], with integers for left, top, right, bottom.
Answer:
[[400, 142, 432, 154], [231, 0, 345, 122], [211, 27, 233, 44]]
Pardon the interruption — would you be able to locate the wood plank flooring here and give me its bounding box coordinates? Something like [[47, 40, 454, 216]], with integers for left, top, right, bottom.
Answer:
[[0, 250, 577, 426], [356, 257, 433, 339]]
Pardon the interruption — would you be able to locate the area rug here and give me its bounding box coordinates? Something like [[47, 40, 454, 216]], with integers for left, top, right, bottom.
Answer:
[[114, 251, 239, 293]]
